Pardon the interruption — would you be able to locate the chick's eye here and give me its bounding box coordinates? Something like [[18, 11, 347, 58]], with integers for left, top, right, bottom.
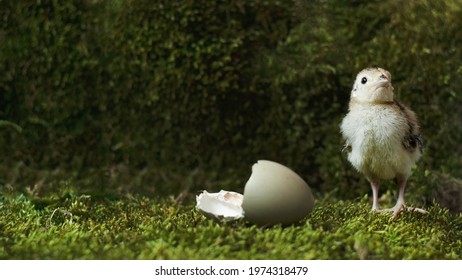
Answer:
[[361, 77, 367, 84]]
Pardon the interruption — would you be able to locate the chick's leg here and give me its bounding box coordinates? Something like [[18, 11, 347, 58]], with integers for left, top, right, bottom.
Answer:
[[383, 176, 428, 218], [391, 177, 407, 218], [376, 177, 407, 218], [370, 180, 380, 211]]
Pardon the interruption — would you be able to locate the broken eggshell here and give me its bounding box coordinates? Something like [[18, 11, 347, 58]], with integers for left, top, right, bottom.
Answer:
[[196, 160, 314, 225], [242, 160, 314, 226], [195, 190, 244, 222]]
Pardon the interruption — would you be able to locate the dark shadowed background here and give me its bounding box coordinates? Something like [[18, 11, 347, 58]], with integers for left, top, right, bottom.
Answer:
[[1, 0, 461, 203]]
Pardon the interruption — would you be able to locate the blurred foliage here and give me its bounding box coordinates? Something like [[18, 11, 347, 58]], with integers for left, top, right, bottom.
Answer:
[[0, 0, 461, 199]]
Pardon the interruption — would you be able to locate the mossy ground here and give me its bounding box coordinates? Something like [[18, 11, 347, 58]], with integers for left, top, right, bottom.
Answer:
[[1, 184, 461, 260]]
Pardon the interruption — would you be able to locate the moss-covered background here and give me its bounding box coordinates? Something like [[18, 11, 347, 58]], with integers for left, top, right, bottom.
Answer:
[[1, 0, 462, 259]]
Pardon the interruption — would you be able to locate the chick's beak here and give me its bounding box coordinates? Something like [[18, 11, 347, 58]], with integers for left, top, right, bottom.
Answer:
[[374, 78, 391, 90]]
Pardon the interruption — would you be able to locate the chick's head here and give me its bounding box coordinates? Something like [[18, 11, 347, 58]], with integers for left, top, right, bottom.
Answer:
[[351, 67, 394, 103]]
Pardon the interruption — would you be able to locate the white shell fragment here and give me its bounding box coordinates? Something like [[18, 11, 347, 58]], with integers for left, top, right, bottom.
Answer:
[[196, 190, 244, 222], [242, 160, 314, 226]]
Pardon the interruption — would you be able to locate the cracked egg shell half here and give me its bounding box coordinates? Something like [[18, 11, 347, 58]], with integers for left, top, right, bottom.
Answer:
[[241, 160, 314, 226]]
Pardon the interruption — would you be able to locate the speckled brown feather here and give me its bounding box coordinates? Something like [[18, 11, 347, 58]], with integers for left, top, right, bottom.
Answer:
[[385, 101, 423, 153]]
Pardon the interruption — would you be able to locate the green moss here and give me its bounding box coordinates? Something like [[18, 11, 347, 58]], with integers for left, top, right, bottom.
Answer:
[[1, 187, 461, 260]]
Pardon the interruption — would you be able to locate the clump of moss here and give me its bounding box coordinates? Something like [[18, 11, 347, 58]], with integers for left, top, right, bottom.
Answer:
[[1, 183, 461, 259]]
